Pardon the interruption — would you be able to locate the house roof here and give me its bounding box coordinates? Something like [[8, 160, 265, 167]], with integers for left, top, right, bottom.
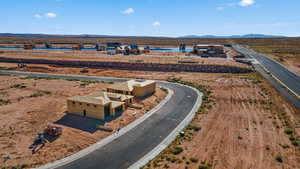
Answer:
[[107, 80, 155, 92], [88, 92, 134, 101], [68, 91, 132, 106], [68, 95, 111, 105], [111, 101, 125, 108]]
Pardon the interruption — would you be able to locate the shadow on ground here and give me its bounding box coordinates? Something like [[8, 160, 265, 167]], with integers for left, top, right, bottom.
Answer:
[[54, 112, 123, 133]]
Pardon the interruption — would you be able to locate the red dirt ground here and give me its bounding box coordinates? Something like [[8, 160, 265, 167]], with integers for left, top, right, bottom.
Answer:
[[0, 75, 166, 168], [1, 63, 300, 169]]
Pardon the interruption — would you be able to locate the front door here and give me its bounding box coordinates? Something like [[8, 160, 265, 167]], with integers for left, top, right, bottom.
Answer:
[[83, 110, 86, 116]]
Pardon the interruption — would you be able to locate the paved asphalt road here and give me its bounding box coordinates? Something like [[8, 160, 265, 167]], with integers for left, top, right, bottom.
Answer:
[[233, 45, 300, 96], [0, 70, 200, 169], [233, 45, 300, 111]]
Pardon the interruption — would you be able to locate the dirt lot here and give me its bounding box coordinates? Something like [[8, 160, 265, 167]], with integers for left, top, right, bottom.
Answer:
[[0, 50, 247, 68], [145, 73, 300, 169], [1, 63, 300, 169], [0, 75, 166, 168], [0, 62, 241, 81]]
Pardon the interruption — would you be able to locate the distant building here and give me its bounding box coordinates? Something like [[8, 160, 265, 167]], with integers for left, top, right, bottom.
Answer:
[[106, 42, 121, 49], [193, 44, 226, 57], [107, 80, 156, 98]]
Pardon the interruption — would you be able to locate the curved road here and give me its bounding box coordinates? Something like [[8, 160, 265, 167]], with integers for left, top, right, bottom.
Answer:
[[0, 70, 201, 169]]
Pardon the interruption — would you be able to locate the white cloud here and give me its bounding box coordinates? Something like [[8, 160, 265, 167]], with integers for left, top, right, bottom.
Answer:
[[34, 14, 42, 19], [216, 6, 224, 11], [122, 8, 135, 14], [152, 21, 160, 26], [45, 12, 57, 18], [239, 0, 255, 7]]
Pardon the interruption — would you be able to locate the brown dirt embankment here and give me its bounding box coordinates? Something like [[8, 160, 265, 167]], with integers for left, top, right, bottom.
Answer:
[[0, 56, 252, 73]]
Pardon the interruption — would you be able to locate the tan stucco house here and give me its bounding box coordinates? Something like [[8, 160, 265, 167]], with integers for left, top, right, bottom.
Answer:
[[107, 80, 156, 98], [67, 92, 133, 120], [66, 79, 156, 120]]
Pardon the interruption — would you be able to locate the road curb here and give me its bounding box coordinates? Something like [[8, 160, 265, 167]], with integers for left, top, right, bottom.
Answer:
[[128, 84, 203, 169]]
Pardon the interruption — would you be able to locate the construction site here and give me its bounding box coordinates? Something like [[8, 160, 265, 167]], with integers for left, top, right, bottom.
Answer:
[[0, 37, 299, 169], [0, 74, 165, 168]]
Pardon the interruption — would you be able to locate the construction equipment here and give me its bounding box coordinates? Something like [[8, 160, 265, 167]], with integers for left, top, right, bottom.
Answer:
[[29, 132, 46, 153], [44, 126, 63, 137]]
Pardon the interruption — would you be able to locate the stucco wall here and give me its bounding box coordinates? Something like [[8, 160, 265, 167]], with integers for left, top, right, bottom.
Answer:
[[133, 83, 156, 98], [67, 100, 105, 120]]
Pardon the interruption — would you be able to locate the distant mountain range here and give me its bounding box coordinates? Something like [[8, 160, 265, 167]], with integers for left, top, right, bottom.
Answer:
[[179, 34, 287, 38], [0, 33, 289, 39]]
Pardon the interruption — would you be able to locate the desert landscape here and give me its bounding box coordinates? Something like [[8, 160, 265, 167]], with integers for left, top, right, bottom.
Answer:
[[0, 74, 166, 168], [1, 61, 300, 169], [1, 1, 300, 168]]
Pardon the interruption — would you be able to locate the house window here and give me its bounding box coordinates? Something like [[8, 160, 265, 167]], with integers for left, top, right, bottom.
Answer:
[[87, 104, 89, 106], [72, 101, 75, 104], [94, 105, 97, 108], [79, 103, 82, 105]]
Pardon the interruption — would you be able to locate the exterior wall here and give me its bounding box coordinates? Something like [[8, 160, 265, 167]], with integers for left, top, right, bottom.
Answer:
[[107, 88, 132, 95], [133, 82, 156, 98], [123, 98, 133, 105], [67, 100, 105, 120], [109, 104, 125, 116]]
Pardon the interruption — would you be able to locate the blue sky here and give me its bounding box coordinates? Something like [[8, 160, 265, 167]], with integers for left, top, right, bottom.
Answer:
[[1, 0, 299, 37]]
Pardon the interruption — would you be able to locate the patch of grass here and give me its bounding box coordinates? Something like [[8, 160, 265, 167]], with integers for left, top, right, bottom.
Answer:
[[247, 76, 262, 84], [80, 80, 99, 86], [66, 79, 80, 82], [29, 93, 43, 98], [198, 165, 211, 169], [0, 66, 14, 70], [29, 90, 51, 98], [284, 129, 293, 135], [80, 68, 89, 73], [275, 155, 283, 163], [10, 83, 26, 89], [1, 164, 28, 169], [190, 157, 199, 163], [22, 76, 59, 80], [187, 125, 201, 131], [289, 136, 296, 141], [170, 146, 184, 155], [0, 99, 11, 105], [291, 140, 299, 147]]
